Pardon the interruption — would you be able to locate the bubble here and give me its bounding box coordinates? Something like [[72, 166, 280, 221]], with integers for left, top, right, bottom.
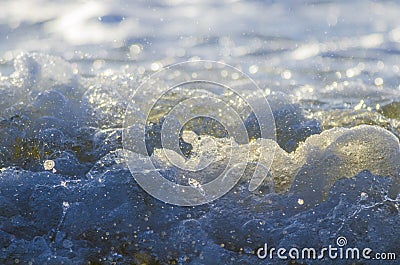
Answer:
[[129, 44, 142, 56], [43, 160, 55, 171], [33, 90, 67, 117], [38, 128, 65, 146], [248, 65, 259, 74], [374, 77, 384, 86], [151, 62, 162, 71], [281, 70, 291, 80]]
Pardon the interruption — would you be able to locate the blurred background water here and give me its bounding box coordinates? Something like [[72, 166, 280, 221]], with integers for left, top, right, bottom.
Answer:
[[1, 0, 400, 114]]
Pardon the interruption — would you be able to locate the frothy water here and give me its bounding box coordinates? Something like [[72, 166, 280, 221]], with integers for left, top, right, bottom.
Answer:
[[1, 1, 400, 264]]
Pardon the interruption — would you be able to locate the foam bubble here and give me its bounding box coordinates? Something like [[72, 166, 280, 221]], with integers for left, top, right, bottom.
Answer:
[[291, 125, 400, 206], [152, 125, 400, 207]]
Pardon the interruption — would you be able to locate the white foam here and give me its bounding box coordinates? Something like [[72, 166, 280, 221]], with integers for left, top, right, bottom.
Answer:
[[152, 125, 400, 203]]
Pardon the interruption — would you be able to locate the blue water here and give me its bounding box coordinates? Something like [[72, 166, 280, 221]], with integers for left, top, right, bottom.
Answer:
[[0, 1, 400, 264]]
